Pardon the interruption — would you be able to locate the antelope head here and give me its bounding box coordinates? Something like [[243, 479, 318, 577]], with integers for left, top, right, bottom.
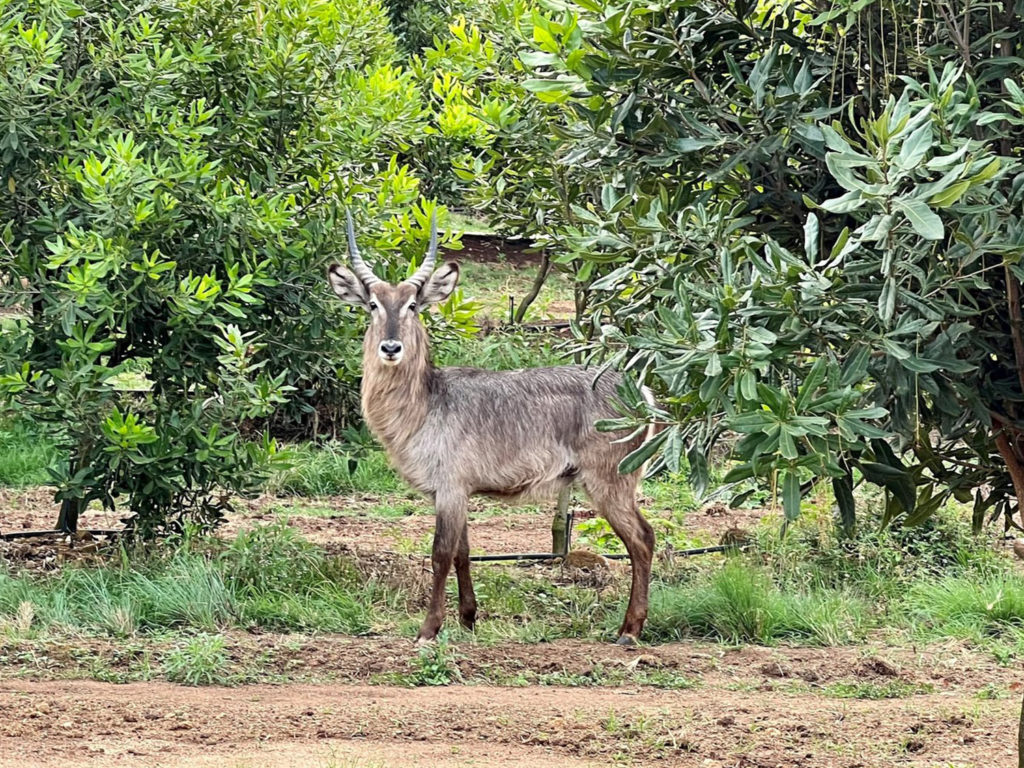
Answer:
[[327, 211, 459, 367]]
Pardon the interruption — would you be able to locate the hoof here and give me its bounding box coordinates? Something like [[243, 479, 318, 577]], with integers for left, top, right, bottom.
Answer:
[[615, 634, 638, 647], [459, 609, 477, 631], [414, 634, 437, 647]]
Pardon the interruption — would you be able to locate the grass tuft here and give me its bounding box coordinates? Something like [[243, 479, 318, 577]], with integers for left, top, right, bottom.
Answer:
[[905, 574, 1024, 641], [163, 633, 231, 686], [642, 560, 870, 645]]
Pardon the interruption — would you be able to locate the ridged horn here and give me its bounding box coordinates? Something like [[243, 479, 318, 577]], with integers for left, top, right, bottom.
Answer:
[[346, 210, 380, 286], [405, 210, 439, 289]]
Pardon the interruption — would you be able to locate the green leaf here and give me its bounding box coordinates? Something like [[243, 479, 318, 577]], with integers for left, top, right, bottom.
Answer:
[[878, 277, 897, 323], [618, 427, 670, 475], [860, 214, 894, 243], [722, 464, 755, 484], [519, 51, 558, 68], [894, 199, 944, 240], [738, 369, 758, 400], [858, 461, 916, 514], [819, 190, 865, 213], [782, 470, 801, 521], [832, 471, 855, 536], [896, 121, 932, 169], [803, 213, 819, 262], [522, 79, 575, 103], [968, 157, 1001, 184], [826, 153, 871, 192], [778, 426, 799, 460], [795, 358, 827, 411], [668, 137, 720, 153], [839, 346, 872, 387], [828, 226, 851, 260], [927, 179, 970, 208]]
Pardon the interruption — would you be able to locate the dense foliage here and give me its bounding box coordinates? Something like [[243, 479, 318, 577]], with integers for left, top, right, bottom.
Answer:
[[0, 0, 467, 534], [510, 1, 1024, 531], [5, 0, 1024, 537]]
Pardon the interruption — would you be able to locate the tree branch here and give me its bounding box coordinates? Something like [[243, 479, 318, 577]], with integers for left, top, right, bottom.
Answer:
[[514, 250, 551, 324]]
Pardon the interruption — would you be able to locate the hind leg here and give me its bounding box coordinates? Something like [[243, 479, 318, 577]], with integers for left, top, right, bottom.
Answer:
[[583, 478, 654, 644]]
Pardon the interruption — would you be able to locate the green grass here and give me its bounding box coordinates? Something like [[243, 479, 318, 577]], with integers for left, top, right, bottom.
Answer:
[[0, 418, 61, 486], [1, 523, 1023, 683], [436, 325, 567, 369], [3, 498, 1021, 654], [824, 679, 935, 699], [163, 633, 231, 686], [756, 496, 1004, 598], [0, 523, 387, 638], [642, 560, 871, 645], [458, 259, 575, 323], [268, 443, 402, 497], [904, 574, 1024, 646], [448, 212, 495, 236], [3, 417, 1024, 663], [466, 664, 700, 690]]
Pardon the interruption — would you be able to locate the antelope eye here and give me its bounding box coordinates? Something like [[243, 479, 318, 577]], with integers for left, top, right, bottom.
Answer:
[[408, 301, 417, 312], [368, 301, 378, 311]]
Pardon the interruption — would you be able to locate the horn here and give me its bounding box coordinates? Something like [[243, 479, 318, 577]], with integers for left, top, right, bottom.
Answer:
[[405, 209, 439, 289], [346, 210, 380, 286]]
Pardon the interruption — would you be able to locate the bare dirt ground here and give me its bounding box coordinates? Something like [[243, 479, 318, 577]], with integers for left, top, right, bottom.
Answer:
[[444, 232, 536, 265], [2, 488, 1022, 767], [0, 659, 1018, 768], [1, 621, 1022, 766]]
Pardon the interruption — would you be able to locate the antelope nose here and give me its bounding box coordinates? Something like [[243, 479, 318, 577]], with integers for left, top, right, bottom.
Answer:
[[380, 340, 403, 356]]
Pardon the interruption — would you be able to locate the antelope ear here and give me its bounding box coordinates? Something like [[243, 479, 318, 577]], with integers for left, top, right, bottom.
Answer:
[[327, 264, 370, 308], [418, 262, 459, 307]]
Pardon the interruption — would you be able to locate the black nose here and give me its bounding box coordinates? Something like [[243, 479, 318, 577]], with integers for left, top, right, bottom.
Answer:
[[380, 340, 402, 356]]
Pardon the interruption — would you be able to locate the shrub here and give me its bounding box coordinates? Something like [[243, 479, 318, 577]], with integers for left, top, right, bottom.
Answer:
[[512, 2, 1024, 533], [0, 0, 452, 534]]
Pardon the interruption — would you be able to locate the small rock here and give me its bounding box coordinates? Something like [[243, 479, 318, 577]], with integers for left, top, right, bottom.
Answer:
[[759, 661, 789, 678]]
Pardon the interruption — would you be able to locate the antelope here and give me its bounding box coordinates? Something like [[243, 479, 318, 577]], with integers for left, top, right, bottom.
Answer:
[[327, 212, 655, 645]]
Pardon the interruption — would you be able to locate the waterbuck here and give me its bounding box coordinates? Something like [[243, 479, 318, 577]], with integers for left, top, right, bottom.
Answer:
[[327, 213, 655, 645]]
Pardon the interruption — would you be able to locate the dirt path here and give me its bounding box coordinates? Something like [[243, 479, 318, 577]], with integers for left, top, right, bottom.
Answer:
[[0, 676, 1017, 768]]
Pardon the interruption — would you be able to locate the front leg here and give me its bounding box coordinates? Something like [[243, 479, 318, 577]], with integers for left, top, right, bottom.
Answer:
[[416, 491, 468, 643], [454, 522, 476, 629]]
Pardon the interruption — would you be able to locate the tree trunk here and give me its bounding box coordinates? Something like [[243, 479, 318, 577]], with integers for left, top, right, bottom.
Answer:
[[993, 428, 1024, 532], [55, 497, 83, 534], [513, 250, 551, 324], [551, 487, 572, 557], [1019, 686, 1024, 768]]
